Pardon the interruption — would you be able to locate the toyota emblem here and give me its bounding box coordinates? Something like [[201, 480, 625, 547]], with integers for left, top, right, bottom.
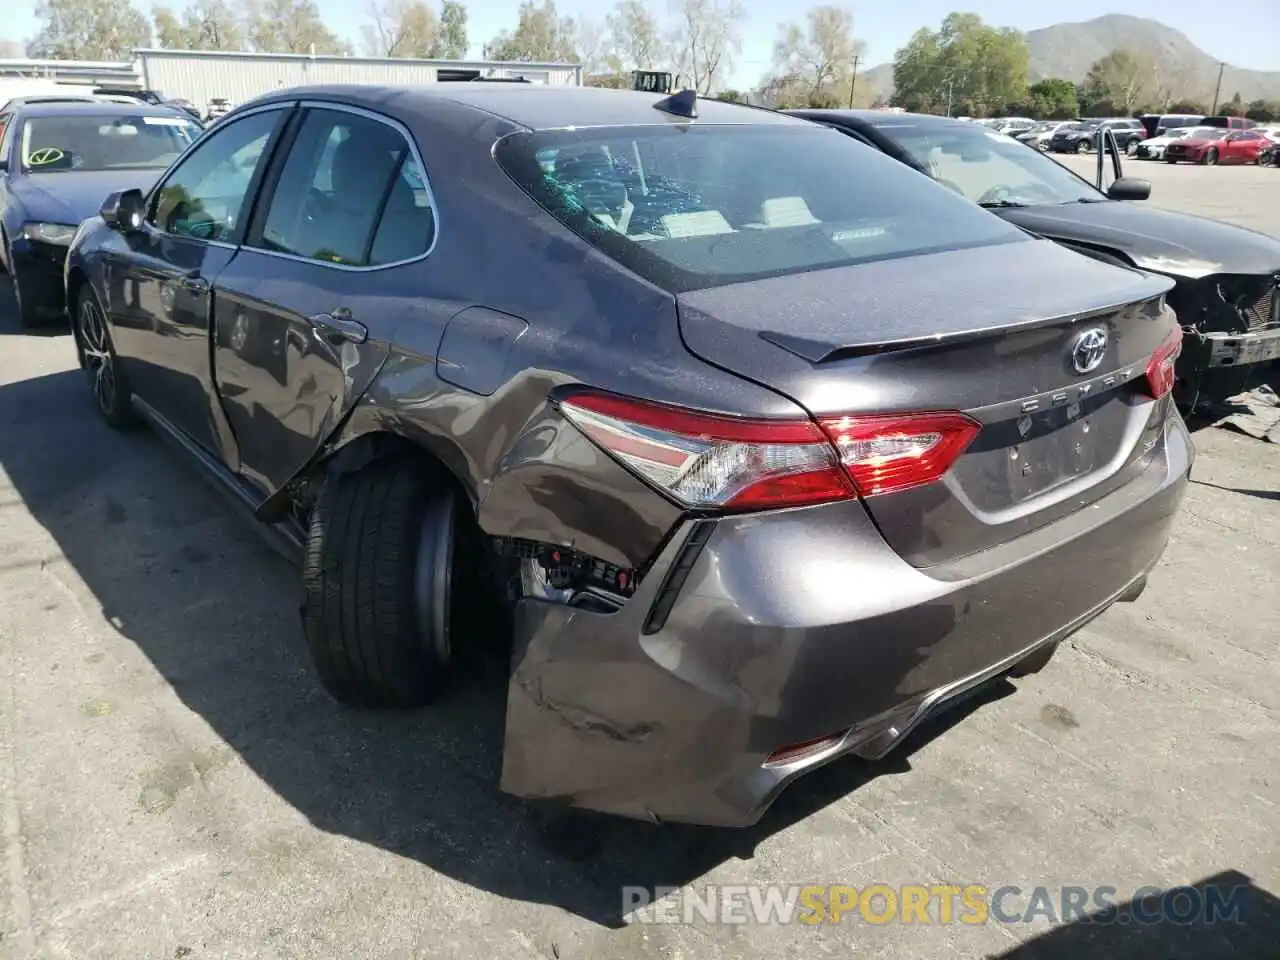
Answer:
[[1070, 328, 1108, 375]]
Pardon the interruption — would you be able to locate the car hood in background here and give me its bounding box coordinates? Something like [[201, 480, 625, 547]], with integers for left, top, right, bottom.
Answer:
[[997, 200, 1280, 278], [1168, 138, 1222, 150], [10, 169, 161, 225]]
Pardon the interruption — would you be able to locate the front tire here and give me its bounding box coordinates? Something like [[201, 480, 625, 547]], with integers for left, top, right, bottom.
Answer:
[[76, 288, 137, 428], [1202, 148, 1218, 166], [1074, 139, 1087, 154], [301, 458, 463, 708]]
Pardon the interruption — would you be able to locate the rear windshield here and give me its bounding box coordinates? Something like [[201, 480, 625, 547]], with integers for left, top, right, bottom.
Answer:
[[495, 124, 1024, 293]]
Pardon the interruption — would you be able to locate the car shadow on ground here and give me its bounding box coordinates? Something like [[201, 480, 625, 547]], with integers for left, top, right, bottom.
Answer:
[[0, 359, 1018, 929], [988, 870, 1280, 960]]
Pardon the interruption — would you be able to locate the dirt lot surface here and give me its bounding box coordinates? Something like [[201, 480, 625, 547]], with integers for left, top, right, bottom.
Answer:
[[1, 152, 1277, 960]]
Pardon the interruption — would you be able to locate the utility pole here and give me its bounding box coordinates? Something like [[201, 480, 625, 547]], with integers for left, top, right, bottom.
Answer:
[[848, 53, 860, 109], [1210, 61, 1225, 115], [946, 79, 954, 118]]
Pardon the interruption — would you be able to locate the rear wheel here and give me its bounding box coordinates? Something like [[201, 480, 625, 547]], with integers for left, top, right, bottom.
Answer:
[[301, 458, 470, 708], [1202, 148, 1218, 166]]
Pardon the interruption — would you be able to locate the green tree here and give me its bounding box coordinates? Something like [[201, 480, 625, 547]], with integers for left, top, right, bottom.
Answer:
[[243, 0, 349, 54], [606, 0, 667, 71], [1245, 99, 1277, 122], [668, 0, 744, 95], [28, 0, 152, 60], [1082, 49, 1155, 115], [1168, 99, 1209, 114], [151, 0, 245, 50], [486, 0, 578, 62], [361, 0, 438, 57], [715, 89, 744, 102], [1219, 92, 1245, 117], [890, 13, 1029, 117], [1026, 78, 1078, 119], [772, 6, 864, 101], [433, 0, 467, 58]]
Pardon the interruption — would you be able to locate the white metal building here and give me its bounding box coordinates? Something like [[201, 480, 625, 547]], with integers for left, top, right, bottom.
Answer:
[[135, 49, 583, 114]]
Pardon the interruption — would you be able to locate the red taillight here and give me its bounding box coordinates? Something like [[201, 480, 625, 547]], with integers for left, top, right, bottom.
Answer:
[[558, 391, 979, 510], [1142, 326, 1183, 399], [817, 412, 981, 497]]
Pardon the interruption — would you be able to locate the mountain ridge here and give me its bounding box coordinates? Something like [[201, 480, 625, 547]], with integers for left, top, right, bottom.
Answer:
[[857, 14, 1280, 105]]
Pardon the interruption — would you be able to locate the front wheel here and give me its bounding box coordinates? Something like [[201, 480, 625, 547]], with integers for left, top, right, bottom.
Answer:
[[1074, 139, 1088, 154], [301, 458, 468, 708], [76, 288, 137, 429], [1202, 148, 1219, 166], [1166, 157, 1177, 164]]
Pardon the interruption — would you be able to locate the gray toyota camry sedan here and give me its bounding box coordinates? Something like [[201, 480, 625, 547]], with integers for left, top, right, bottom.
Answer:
[[65, 85, 1192, 826]]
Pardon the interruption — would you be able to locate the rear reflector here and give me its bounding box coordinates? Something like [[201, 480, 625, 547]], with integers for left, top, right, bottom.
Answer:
[[1141, 326, 1183, 399], [559, 390, 979, 509]]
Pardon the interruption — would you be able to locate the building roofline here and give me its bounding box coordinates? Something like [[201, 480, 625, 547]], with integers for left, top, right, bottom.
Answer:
[[130, 48, 581, 71]]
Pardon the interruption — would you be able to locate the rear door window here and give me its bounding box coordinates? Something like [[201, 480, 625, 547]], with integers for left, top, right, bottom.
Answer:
[[252, 108, 435, 267]]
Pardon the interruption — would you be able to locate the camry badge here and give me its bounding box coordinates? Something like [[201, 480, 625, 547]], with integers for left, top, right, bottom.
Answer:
[[1071, 328, 1108, 375]]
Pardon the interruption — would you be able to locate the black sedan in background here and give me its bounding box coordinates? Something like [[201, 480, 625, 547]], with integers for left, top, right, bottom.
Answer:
[[0, 99, 200, 326], [789, 109, 1280, 410]]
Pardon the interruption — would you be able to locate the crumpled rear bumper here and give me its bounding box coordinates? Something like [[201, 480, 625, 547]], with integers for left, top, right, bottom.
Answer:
[[499, 413, 1193, 827]]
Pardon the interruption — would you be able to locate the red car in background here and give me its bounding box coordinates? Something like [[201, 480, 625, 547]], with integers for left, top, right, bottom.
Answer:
[[1165, 128, 1274, 165]]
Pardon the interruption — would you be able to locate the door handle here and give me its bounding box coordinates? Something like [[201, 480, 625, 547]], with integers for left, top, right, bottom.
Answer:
[[179, 273, 208, 295], [308, 307, 368, 344]]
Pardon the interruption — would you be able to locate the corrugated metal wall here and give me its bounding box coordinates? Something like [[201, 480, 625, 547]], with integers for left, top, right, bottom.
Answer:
[[137, 51, 580, 113]]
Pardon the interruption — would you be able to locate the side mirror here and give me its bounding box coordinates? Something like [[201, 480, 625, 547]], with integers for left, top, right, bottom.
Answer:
[[1107, 177, 1151, 201], [100, 189, 146, 232]]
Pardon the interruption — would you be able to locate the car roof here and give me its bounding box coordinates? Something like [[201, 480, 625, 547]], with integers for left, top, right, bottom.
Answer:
[[244, 83, 810, 131], [13, 99, 196, 119]]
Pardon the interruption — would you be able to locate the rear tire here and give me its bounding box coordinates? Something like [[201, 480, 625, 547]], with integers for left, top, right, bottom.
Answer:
[[301, 458, 462, 708], [1008, 642, 1059, 677]]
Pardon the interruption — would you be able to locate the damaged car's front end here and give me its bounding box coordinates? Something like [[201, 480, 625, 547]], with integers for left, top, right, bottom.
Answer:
[[1164, 271, 1280, 408]]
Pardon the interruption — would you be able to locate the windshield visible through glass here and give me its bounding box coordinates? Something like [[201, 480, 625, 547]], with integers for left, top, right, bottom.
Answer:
[[877, 121, 1104, 207], [20, 114, 199, 173], [496, 124, 1026, 293]]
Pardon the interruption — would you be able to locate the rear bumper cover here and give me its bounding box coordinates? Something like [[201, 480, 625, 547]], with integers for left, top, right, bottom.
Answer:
[[500, 409, 1193, 826]]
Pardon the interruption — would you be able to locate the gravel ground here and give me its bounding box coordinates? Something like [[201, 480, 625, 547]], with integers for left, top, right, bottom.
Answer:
[[0, 152, 1277, 960]]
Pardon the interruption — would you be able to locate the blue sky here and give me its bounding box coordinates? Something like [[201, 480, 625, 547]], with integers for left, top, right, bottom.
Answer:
[[4, 0, 1277, 89]]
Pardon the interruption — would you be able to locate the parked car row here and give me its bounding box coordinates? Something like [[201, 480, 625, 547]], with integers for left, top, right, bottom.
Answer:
[[2, 85, 1275, 829]]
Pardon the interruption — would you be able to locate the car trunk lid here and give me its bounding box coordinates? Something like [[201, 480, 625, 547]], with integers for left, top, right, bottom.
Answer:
[[676, 238, 1179, 567]]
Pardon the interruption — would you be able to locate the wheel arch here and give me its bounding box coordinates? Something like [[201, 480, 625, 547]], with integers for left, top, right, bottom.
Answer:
[[258, 421, 479, 524]]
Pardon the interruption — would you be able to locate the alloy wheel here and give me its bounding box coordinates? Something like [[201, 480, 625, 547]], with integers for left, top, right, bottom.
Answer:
[[79, 297, 117, 415]]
